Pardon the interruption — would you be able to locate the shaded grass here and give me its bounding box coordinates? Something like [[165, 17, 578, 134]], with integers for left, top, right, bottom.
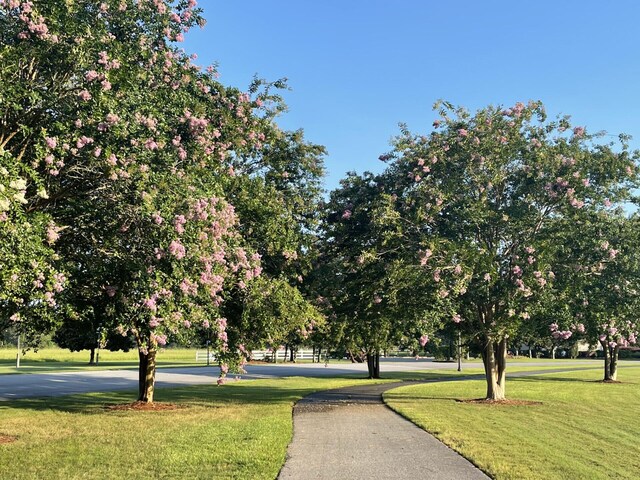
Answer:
[[0, 376, 393, 480], [384, 367, 640, 480]]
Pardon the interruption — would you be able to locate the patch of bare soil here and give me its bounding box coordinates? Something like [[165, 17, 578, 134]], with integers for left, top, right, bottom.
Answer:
[[105, 401, 182, 412], [0, 434, 18, 444], [457, 398, 542, 406], [597, 379, 622, 384]]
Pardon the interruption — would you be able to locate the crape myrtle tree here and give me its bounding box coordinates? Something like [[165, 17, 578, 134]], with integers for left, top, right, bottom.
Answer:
[[549, 212, 640, 381], [316, 172, 442, 378], [380, 101, 637, 400], [1, 0, 320, 402], [0, 2, 70, 347], [220, 129, 327, 361]]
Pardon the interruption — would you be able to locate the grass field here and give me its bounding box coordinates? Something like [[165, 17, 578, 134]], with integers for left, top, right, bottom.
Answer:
[[0, 347, 203, 374], [0, 347, 353, 375], [0, 376, 395, 480], [385, 367, 640, 480]]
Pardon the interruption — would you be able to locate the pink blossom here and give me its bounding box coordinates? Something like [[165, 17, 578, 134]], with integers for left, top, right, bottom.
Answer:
[[452, 314, 462, 323], [419, 335, 429, 347], [97, 51, 108, 65], [85, 70, 99, 82], [341, 209, 352, 219], [78, 90, 92, 101], [143, 296, 157, 311], [45, 137, 57, 149], [174, 215, 187, 234], [151, 213, 163, 225], [458, 128, 468, 137], [169, 240, 186, 259], [152, 333, 167, 346], [419, 249, 432, 266], [46, 224, 60, 244]]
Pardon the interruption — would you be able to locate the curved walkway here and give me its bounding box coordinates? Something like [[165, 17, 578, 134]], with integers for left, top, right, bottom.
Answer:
[[278, 381, 489, 480]]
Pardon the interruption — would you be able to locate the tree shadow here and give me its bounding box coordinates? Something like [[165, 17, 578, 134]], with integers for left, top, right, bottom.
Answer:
[[0, 375, 381, 414]]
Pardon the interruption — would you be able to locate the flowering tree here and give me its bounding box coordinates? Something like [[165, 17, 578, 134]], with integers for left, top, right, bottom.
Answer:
[[380, 101, 637, 399], [316, 172, 441, 378], [548, 213, 640, 380], [220, 129, 327, 357], [1, 0, 322, 402]]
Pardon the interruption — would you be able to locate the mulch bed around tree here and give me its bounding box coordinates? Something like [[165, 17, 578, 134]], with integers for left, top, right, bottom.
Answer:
[[0, 434, 18, 444], [105, 401, 182, 412], [456, 398, 543, 406]]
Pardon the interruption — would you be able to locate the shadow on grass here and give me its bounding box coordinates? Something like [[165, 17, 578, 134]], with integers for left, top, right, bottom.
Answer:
[[513, 375, 637, 385], [0, 375, 378, 414]]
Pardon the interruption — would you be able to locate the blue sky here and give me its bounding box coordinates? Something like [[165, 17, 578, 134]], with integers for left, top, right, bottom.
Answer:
[[184, 1, 640, 191]]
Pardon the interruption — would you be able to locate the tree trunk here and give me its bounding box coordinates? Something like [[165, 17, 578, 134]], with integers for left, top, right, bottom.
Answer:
[[290, 347, 295, 363], [89, 347, 96, 365], [366, 351, 381, 379], [138, 349, 157, 403], [602, 341, 619, 381], [610, 345, 619, 381], [602, 340, 612, 381], [283, 345, 288, 363], [374, 352, 380, 378], [481, 336, 507, 401], [312, 346, 316, 363]]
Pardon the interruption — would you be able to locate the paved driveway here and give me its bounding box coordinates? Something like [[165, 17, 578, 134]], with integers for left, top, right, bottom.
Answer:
[[0, 358, 602, 401]]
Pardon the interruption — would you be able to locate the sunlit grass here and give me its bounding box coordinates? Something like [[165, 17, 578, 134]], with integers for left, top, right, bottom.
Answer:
[[385, 367, 640, 480], [0, 347, 206, 374], [0, 376, 392, 480]]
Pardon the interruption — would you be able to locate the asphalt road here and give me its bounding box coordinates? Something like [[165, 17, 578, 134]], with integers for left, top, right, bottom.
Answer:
[[0, 358, 607, 401]]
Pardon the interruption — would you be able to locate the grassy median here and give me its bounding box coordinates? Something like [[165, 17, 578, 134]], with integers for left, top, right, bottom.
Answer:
[[384, 367, 640, 480]]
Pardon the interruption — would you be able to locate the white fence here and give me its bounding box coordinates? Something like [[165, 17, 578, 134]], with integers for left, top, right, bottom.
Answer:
[[195, 348, 320, 363]]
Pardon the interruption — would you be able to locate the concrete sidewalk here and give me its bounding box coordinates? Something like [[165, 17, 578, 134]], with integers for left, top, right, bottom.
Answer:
[[278, 382, 489, 480]]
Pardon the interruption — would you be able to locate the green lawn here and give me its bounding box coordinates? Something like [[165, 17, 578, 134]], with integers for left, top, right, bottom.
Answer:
[[384, 367, 640, 480], [0, 347, 208, 374], [0, 376, 393, 480], [0, 347, 350, 374]]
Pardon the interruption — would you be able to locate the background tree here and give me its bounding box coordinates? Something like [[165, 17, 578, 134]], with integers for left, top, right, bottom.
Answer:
[[549, 212, 640, 380], [317, 172, 439, 378], [380, 101, 637, 399]]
